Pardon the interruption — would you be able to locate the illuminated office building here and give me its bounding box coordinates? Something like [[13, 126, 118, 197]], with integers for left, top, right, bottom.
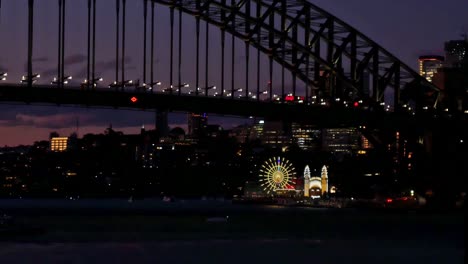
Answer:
[[322, 128, 359, 154], [50, 137, 69, 152], [291, 123, 321, 151], [251, 120, 265, 139], [418, 55, 444, 82], [261, 121, 290, 149], [361, 135, 373, 149]]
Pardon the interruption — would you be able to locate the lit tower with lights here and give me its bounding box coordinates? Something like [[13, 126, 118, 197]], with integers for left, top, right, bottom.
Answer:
[[303, 165, 311, 197], [321, 165, 328, 195]]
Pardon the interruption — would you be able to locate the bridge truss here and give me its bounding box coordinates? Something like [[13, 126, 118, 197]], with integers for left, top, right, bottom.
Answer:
[[0, 0, 440, 113], [152, 0, 440, 109]]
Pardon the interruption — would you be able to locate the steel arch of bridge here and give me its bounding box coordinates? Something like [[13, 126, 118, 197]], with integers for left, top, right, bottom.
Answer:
[[153, 0, 439, 108]]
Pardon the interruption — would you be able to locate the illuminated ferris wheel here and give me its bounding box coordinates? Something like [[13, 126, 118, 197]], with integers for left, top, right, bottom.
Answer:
[[259, 157, 296, 194]]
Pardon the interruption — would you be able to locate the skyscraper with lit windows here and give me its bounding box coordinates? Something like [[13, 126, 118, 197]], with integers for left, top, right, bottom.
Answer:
[[322, 128, 360, 154], [418, 55, 444, 82], [50, 137, 69, 152], [445, 39, 468, 68], [291, 123, 321, 151]]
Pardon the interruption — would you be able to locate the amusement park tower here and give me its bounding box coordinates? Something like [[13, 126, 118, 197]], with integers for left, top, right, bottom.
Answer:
[[303, 166, 311, 197], [321, 165, 328, 195], [303, 165, 329, 197]]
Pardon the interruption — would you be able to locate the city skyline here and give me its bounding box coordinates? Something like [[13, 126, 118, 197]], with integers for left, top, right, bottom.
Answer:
[[1, 0, 468, 146]]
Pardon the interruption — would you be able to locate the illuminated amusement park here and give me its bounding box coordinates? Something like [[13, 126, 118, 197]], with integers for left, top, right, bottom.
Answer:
[[237, 154, 425, 209], [240, 157, 338, 207]]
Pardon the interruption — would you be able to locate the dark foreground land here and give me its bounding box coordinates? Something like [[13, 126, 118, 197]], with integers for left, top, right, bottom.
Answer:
[[0, 199, 465, 264]]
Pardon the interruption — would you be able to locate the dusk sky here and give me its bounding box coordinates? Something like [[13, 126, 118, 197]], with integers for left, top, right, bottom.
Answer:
[[1, 0, 467, 146]]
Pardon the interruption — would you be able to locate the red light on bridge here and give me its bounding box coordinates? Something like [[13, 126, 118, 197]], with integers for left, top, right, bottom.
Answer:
[[353, 102, 359, 107], [285, 95, 305, 102], [130, 96, 138, 103]]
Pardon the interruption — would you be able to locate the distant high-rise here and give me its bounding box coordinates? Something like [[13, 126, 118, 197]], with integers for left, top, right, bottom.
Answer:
[[322, 128, 360, 154], [261, 121, 291, 149], [252, 120, 265, 139], [432, 67, 467, 111], [228, 124, 253, 144], [291, 123, 321, 151], [360, 135, 373, 150], [156, 110, 169, 137], [444, 40, 468, 68], [432, 38, 468, 112], [418, 55, 444, 82], [50, 137, 69, 152], [188, 113, 208, 137]]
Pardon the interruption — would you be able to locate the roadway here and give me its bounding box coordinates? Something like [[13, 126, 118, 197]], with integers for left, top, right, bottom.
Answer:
[[0, 83, 451, 129]]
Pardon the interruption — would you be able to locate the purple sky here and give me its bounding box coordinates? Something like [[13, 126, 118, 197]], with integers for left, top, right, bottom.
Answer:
[[1, 0, 467, 146]]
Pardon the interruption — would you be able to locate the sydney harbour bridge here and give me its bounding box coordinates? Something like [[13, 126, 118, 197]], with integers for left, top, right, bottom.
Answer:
[[0, 0, 465, 145]]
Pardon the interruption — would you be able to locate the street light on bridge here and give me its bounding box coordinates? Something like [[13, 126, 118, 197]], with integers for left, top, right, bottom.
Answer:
[[108, 79, 133, 88], [163, 83, 189, 93], [0, 72, 7, 81], [21, 73, 40, 84], [194, 85, 217, 96], [251, 89, 268, 100], [175, 83, 190, 92], [82, 77, 103, 89], [238, 91, 259, 100], [142, 81, 161, 91], [51, 75, 72, 85], [225, 88, 242, 97], [203, 85, 217, 96]]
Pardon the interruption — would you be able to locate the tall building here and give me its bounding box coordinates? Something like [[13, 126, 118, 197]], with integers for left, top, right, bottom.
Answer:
[[322, 128, 360, 154], [229, 124, 253, 143], [291, 123, 321, 151], [156, 110, 169, 137], [206, 124, 223, 138], [418, 55, 444, 82], [433, 67, 468, 111], [50, 137, 69, 152], [430, 39, 468, 112], [188, 113, 208, 137], [360, 135, 373, 149], [261, 121, 291, 149], [445, 39, 468, 68], [251, 120, 265, 140]]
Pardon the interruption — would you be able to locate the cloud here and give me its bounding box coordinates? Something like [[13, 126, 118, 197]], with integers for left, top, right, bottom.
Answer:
[[40, 68, 60, 78], [65, 54, 87, 65], [1, 113, 90, 129], [96, 56, 134, 72], [35, 54, 87, 79], [0, 106, 155, 129], [0, 105, 249, 133], [0, 106, 61, 120], [23, 57, 50, 71], [33, 57, 49, 63], [75, 57, 135, 78]]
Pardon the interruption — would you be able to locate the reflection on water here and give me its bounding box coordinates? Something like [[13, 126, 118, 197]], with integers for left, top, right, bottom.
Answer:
[[0, 240, 463, 264]]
